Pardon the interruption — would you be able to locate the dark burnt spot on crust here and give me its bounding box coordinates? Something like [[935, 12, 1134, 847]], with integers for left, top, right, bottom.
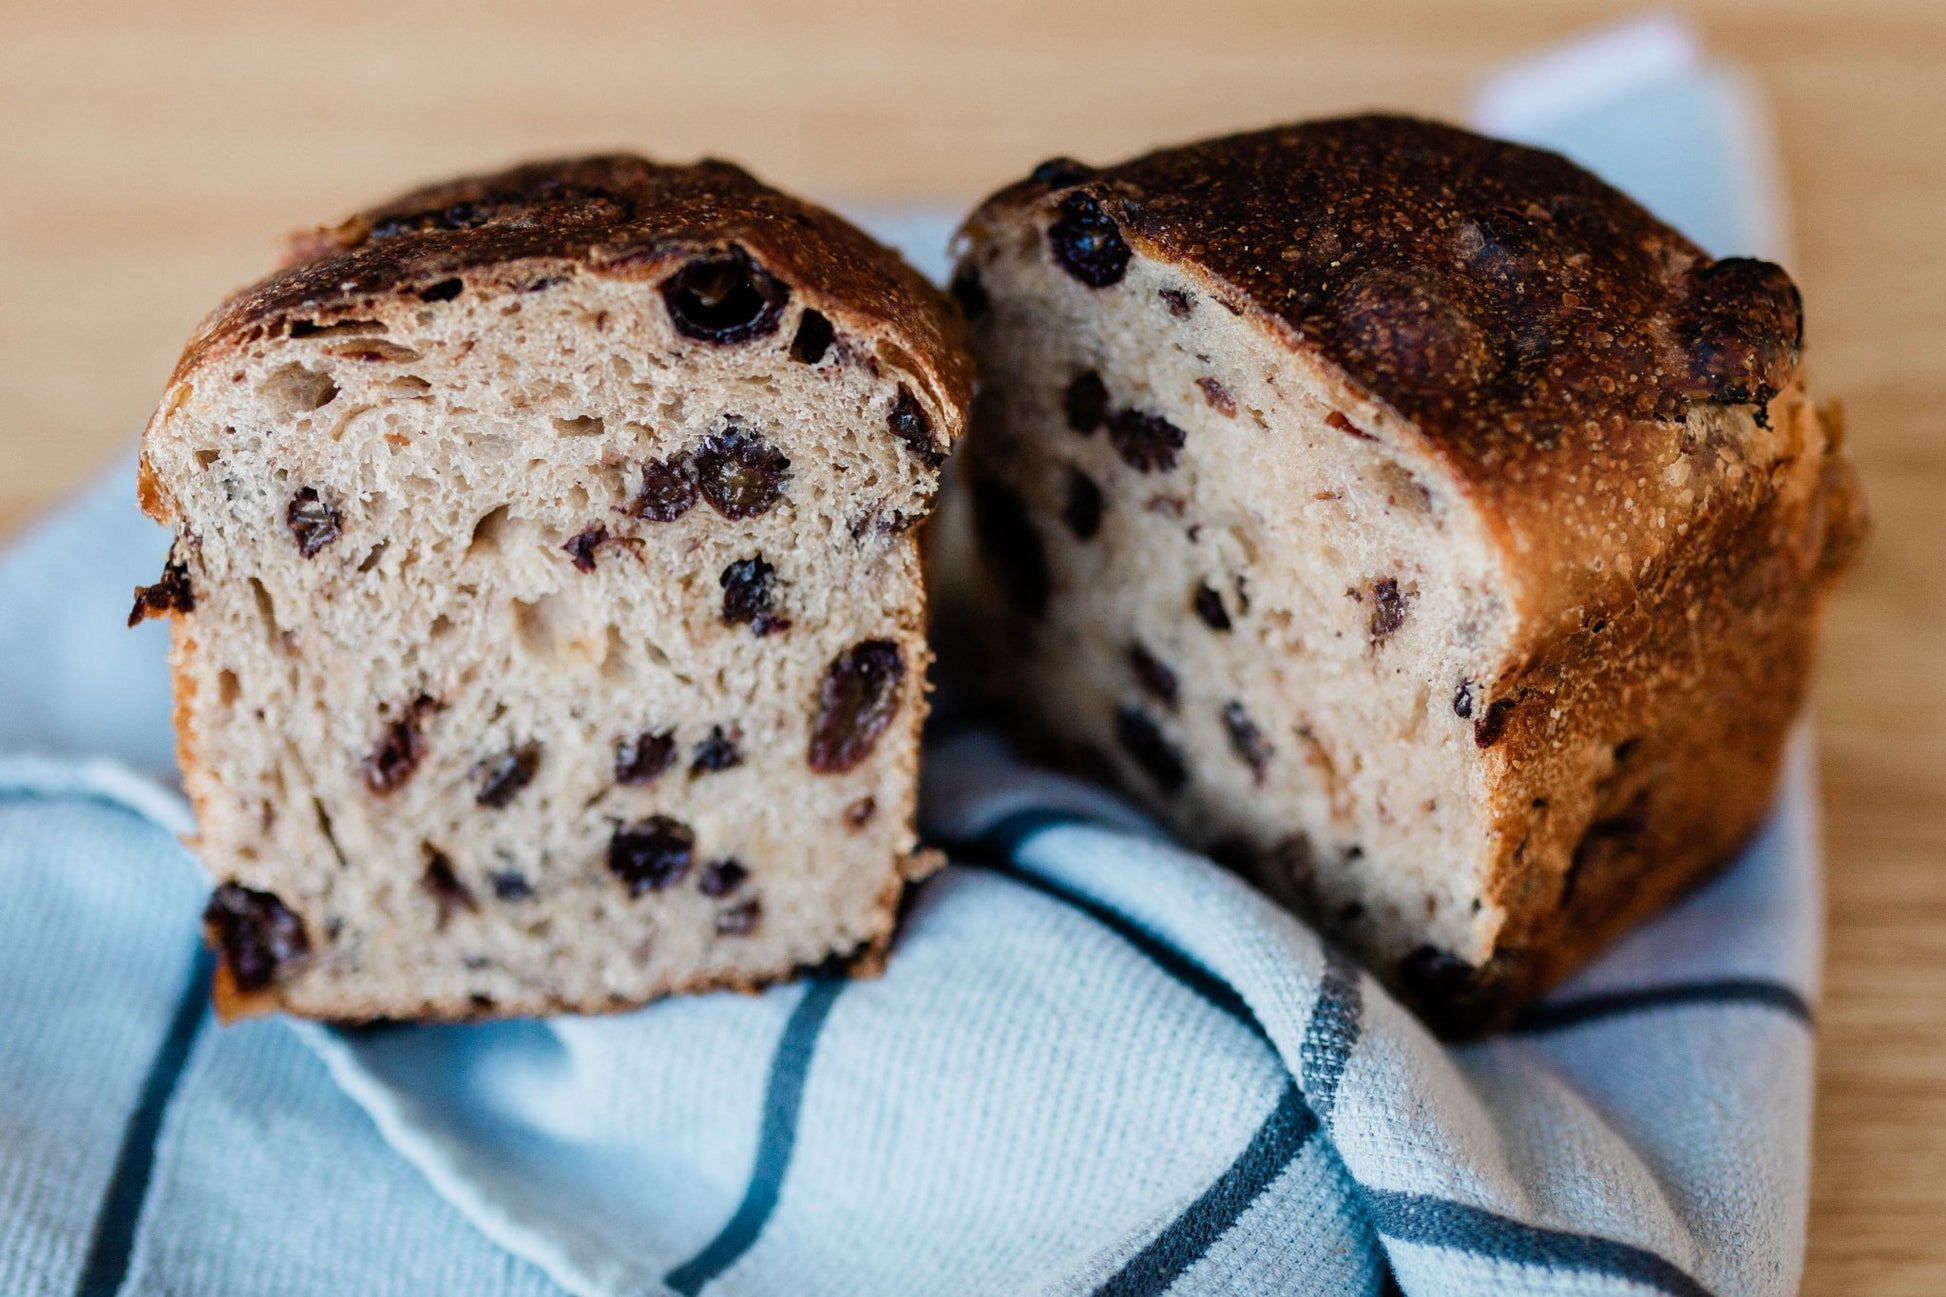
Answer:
[[689, 725, 744, 776], [287, 488, 342, 558], [698, 858, 748, 898], [843, 796, 877, 830], [1193, 583, 1231, 631], [692, 427, 789, 519], [1062, 467, 1103, 540], [475, 742, 541, 808], [1683, 256, 1803, 422], [416, 277, 463, 303], [660, 247, 789, 344], [1473, 696, 1517, 748], [421, 847, 479, 928], [789, 309, 834, 364], [1222, 701, 1272, 782], [362, 694, 435, 795], [614, 729, 677, 785], [949, 267, 989, 321], [1127, 641, 1180, 709], [1563, 790, 1650, 905], [971, 479, 1050, 618], [128, 555, 194, 627], [1106, 408, 1186, 472], [608, 815, 695, 895], [809, 640, 906, 774], [204, 882, 310, 993], [1196, 377, 1236, 417], [887, 384, 945, 467], [1049, 192, 1131, 287], [1115, 704, 1187, 792], [563, 526, 607, 572], [720, 555, 790, 636], [715, 899, 763, 936], [625, 455, 699, 522], [1063, 370, 1109, 434], [1367, 577, 1409, 642]]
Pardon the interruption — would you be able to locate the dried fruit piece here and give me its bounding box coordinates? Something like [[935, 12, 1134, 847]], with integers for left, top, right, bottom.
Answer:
[[789, 309, 834, 364], [1115, 704, 1187, 793], [1063, 370, 1109, 434], [692, 428, 790, 519], [698, 858, 748, 898], [1193, 583, 1231, 631], [1049, 191, 1131, 287], [1127, 641, 1180, 709], [615, 730, 677, 785], [887, 384, 944, 467], [715, 899, 762, 936], [1222, 701, 1272, 783], [563, 526, 607, 572], [1368, 578, 1408, 641], [608, 816, 696, 895], [1063, 468, 1103, 540], [128, 557, 194, 627], [690, 725, 744, 775], [475, 742, 541, 808], [363, 695, 435, 795], [1106, 409, 1186, 472], [490, 870, 533, 902], [1196, 377, 1236, 417], [1452, 681, 1476, 720], [1474, 697, 1516, 748], [808, 639, 906, 774], [627, 455, 699, 522], [971, 479, 1050, 618], [843, 796, 877, 830], [421, 848, 478, 928], [1031, 157, 1094, 188], [720, 556, 790, 636], [661, 248, 788, 344], [1160, 288, 1194, 318], [204, 882, 310, 993], [287, 487, 343, 558], [418, 277, 464, 303]]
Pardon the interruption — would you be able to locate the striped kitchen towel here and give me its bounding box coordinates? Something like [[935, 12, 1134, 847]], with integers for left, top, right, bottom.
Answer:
[[0, 18, 1818, 1297]]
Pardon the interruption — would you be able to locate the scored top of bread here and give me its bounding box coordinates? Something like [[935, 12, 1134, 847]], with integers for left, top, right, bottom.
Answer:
[[962, 115, 1856, 646]]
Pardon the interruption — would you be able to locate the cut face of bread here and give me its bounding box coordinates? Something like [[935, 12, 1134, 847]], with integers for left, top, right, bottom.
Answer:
[[135, 157, 968, 1020], [953, 118, 1863, 1036]]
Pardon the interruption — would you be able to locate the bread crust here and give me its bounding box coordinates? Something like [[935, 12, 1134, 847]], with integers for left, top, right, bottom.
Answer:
[[961, 116, 1864, 1036]]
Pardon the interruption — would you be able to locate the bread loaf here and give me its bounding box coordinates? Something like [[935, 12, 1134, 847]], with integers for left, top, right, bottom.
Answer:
[[951, 116, 1863, 1036], [135, 155, 969, 1019]]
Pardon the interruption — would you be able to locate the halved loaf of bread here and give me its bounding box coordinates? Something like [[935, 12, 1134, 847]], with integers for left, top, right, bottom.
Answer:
[[951, 116, 1863, 1036], [135, 155, 969, 1020]]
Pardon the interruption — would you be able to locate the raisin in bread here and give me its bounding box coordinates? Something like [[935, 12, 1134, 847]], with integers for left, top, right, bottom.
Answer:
[[134, 155, 970, 1020], [951, 116, 1864, 1037]]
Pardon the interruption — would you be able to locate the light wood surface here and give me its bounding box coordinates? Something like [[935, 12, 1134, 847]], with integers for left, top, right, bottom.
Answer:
[[3, 2, 1940, 1291]]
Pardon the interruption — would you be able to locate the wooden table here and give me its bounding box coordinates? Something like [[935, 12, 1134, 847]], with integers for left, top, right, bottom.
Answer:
[[3, 2, 1939, 1290]]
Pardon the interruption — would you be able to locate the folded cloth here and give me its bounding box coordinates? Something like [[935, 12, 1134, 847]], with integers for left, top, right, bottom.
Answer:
[[0, 21, 1817, 1297]]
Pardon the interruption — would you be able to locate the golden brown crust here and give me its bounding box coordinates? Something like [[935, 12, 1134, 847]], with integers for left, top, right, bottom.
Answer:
[[964, 115, 1808, 643], [162, 154, 970, 473]]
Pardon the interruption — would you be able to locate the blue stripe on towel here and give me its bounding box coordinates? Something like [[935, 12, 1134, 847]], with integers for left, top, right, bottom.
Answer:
[[75, 945, 213, 1297], [664, 977, 847, 1296], [1093, 1081, 1320, 1297], [944, 799, 1727, 1297], [1511, 979, 1813, 1034]]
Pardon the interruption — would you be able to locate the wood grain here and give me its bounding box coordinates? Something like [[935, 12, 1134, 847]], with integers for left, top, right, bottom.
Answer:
[[2, 2, 1939, 1291]]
